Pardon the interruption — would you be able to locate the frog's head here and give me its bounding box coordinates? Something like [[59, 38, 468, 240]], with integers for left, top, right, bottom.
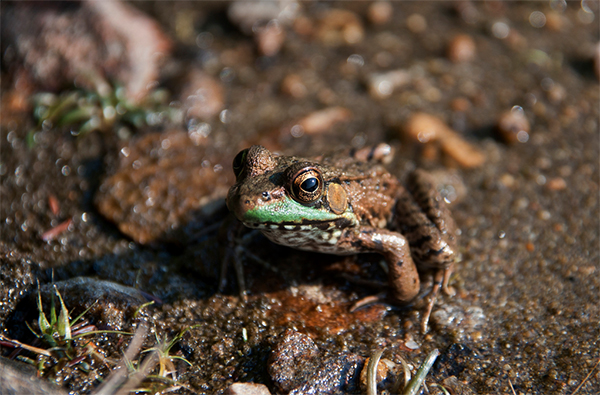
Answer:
[[226, 146, 357, 230]]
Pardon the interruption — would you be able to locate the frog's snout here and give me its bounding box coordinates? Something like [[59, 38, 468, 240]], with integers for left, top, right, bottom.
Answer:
[[226, 188, 255, 221]]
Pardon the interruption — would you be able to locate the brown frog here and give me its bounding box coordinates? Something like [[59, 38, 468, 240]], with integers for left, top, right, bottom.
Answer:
[[226, 144, 458, 331]]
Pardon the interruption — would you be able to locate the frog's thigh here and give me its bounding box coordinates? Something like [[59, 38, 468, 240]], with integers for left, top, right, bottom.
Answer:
[[407, 169, 457, 237], [395, 171, 456, 269], [352, 227, 420, 304]]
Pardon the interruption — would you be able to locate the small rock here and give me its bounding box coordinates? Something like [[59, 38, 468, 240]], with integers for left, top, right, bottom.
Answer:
[[317, 9, 364, 46], [228, 0, 298, 34], [0, 357, 67, 395], [181, 69, 225, 120], [404, 112, 448, 143], [95, 130, 232, 244], [440, 133, 486, 169], [497, 107, 530, 144], [359, 357, 396, 392], [296, 107, 352, 135], [367, 69, 411, 99], [546, 177, 567, 191], [431, 304, 485, 334], [88, 0, 172, 103], [268, 329, 320, 392], [290, 354, 364, 395], [255, 20, 286, 56], [406, 14, 427, 33], [441, 376, 477, 395], [447, 34, 476, 63], [403, 112, 485, 168], [293, 15, 314, 36], [223, 383, 271, 395], [281, 73, 308, 98], [268, 329, 365, 394], [368, 1, 393, 25], [450, 97, 471, 112], [545, 11, 568, 32]]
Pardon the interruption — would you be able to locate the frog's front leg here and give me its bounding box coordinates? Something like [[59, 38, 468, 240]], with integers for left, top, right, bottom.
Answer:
[[351, 227, 421, 304]]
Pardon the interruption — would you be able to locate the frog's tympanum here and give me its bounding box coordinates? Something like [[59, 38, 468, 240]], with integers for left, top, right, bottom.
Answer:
[[226, 145, 458, 331]]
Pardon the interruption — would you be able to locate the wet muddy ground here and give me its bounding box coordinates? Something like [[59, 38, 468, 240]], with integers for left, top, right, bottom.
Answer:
[[1, 1, 599, 394]]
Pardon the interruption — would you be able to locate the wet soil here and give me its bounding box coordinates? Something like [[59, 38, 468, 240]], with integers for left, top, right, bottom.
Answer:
[[1, 1, 599, 394]]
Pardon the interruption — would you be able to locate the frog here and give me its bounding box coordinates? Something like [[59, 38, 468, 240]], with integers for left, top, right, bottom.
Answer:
[[226, 144, 459, 331]]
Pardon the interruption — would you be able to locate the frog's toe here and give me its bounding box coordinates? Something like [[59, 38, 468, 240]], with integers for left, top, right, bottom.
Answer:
[[349, 293, 387, 312]]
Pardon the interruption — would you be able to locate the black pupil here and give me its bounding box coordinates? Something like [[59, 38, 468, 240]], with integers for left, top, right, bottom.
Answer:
[[301, 177, 318, 192]]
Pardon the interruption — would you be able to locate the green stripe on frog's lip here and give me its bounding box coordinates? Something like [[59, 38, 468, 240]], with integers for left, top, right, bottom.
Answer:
[[240, 197, 354, 227]]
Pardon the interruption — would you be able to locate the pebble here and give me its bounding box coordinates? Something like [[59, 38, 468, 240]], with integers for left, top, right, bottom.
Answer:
[[451, 97, 471, 112], [405, 339, 420, 350], [255, 20, 286, 56], [268, 329, 365, 394], [406, 14, 427, 33], [281, 73, 308, 98], [447, 34, 476, 63], [545, 11, 567, 32], [367, 69, 411, 99], [181, 69, 225, 120], [546, 177, 567, 191], [296, 107, 352, 135], [497, 107, 531, 144], [293, 15, 313, 36], [403, 112, 485, 168], [317, 9, 364, 46], [368, 1, 393, 25], [0, 357, 67, 395], [430, 305, 485, 335], [268, 329, 320, 393], [228, 0, 297, 34], [440, 133, 486, 168], [223, 383, 271, 395], [358, 356, 394, 392]]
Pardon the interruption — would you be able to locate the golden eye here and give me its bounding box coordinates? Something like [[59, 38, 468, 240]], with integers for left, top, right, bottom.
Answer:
[[289, 166, 323, 204], [232, 148, 248, 178]]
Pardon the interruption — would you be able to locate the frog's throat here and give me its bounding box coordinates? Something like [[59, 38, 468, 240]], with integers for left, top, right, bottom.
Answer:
[[240, 198, 356, 228]]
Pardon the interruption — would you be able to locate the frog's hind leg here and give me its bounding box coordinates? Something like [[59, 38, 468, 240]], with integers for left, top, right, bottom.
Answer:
[[395, 169, 459, 332]]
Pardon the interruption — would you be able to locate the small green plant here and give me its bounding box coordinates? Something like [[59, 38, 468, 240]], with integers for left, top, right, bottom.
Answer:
[[1, 284, 132, 379], [101, 324, 198, 394], [366, 348, 441, 395], [28, 83, 182, 146], [131, 325, 198, 393], [1, 286, 197, 394]]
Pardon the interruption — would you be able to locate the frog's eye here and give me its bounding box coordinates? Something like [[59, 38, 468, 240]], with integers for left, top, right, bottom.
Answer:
[[290, 167, 324, 204], [232, 149, 248, 178]]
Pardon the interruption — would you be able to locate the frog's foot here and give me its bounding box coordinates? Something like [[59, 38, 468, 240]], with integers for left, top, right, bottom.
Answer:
[[220, 220, 268, 300], [349, 293, 387, 312], [441, 263, 455, 296], [420, 266, 453, 332]]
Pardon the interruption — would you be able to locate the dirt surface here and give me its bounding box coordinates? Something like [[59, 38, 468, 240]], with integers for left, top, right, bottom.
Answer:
[[1, 1, 599, 394]]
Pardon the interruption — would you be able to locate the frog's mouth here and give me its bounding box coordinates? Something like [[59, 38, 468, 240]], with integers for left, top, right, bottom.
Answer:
[[242, 217, 354, 232]]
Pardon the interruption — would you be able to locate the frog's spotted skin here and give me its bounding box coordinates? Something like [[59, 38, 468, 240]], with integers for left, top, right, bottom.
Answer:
[[226, 145, 458, 331]]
